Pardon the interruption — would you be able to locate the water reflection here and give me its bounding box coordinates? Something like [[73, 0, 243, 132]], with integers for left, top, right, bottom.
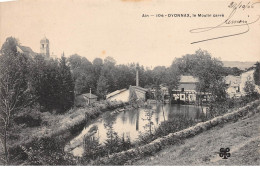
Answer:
[[66, 104, 205, 157]]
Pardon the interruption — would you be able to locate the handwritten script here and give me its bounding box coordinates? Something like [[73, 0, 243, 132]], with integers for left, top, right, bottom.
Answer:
[[190, 1, 260, 44]]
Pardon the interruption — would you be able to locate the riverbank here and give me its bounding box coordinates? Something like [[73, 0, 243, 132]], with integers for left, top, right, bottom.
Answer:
[[5, 100, 127, 165], [134, 106, 260, 165], [4, 98, 259, 165], [88, 99, 260, 165]]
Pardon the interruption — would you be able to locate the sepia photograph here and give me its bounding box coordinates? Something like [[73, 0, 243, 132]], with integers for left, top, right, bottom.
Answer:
[[0, 0, 260, 166]]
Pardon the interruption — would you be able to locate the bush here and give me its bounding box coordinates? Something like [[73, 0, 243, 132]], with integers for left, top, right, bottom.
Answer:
[[21, 137, 77, 165], [14, 115, 42, 128], [14, 108, 43, 127]]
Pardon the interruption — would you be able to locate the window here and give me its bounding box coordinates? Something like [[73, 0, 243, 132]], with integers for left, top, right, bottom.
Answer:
[[181, 95, 184, 98], [42, 44, 44, 48], [181, 88, 184, 92], [237, 86, 240, 93]]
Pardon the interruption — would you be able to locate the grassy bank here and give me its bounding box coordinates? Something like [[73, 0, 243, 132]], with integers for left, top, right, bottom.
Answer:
[[134, 106, 260, 165], [5, 100, 127, 165], [87, 99, 260, 165]]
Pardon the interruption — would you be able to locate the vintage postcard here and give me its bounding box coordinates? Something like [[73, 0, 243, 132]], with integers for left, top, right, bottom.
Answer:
[[0, 0, 260, 166]]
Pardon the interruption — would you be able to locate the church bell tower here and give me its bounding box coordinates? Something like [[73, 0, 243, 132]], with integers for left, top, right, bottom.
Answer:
[[40, 36, 50, 59]]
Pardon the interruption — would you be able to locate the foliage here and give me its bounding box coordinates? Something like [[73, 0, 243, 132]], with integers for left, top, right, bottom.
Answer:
[[0, 37, 32, 164], [83, 134, 103, 160], [129, 86, 138, 104], [82, 127, 132, 161], [138, 113, 194, 146], [244, 80, 256, 96], [68, 54, 96, 95], [222, 67, 244, 76], [154, 84, 162, 101], [58, 56, 75, 111], [208, 93, 260, 117], [209, 79, 227, 103], [142, 107, 154, 135], [104, 125, 121, 154], [146, 89, 154, 99], [20, 137, 77, 165], [1, 36, 257, 165], [96, 72, 109, 99], [253, 62, 260, 86], [172, 49, 227, 104], [31, 55, 74, 113]]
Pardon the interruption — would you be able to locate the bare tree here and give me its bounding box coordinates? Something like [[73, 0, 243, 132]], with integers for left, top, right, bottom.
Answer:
[[0, 40, 31, 164]]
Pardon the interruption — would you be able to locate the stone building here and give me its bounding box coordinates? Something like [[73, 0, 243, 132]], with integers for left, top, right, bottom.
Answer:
[[40, 36, 50, 60], [106, 89, 129, 102], [225, 69, 260, 98], [225, 75, 241, 98], [173, 75, 199, 103], [16, 36, 55, 60], [106, 64, 147, 102]]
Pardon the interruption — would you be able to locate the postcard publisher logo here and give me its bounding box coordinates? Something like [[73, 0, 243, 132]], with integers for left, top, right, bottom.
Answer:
[[219, 148, 231, 159]]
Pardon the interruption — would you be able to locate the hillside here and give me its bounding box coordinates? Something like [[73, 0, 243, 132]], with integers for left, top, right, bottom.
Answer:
[[134, 109, 260, 165], [223, 61, 256, 70]]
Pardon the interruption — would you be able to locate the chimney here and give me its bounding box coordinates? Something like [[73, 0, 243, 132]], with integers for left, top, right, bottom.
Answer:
[[136, 63, 139, 87]]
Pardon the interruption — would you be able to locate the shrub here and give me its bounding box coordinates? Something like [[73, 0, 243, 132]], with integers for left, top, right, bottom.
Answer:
[[14, 115, 42, 128]]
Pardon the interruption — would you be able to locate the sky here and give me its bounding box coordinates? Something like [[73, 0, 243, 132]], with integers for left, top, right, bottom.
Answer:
[[0, 0, 259, 68]]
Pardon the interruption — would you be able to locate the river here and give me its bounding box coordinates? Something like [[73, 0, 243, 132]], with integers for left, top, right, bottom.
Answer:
[[64, 103, 207, 157]]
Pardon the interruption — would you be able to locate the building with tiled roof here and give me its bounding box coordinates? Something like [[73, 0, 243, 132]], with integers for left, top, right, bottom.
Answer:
[[224, 75, 242, 98], [173, 75, 202, 103], [106, 64, 148, 102], [17, 45, 37, 59]]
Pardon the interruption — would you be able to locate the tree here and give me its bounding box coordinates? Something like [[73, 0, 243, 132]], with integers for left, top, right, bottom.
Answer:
[[101, 57, 118, 93], [30, 55, 75, 113], [165, 65, 180, 104], [146, 89, 154, 99], [0, 37, 31, 164], [173, 49, 226, 105], [103, 116, 120, 155], [244, 79, 256, 98], [58, 56, 75, 112], [129, 86, 137, 104], [104, 124, 120, 155], [92, 58, 103, 87], [254, 62, 260, 86], [104, 56, 116, 66], [154, 83, 162, 101], [96, 73, 109, 99], [151, 66, 167, 84], [31, 58, 59, 111], [68, 54, 95, 95], [209, 79, 227, 103], [142, 107, 154, 135]]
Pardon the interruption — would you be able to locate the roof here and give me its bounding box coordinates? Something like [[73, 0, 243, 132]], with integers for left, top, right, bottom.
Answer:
[[224, 75, 241, 85], [178, 83, 197, 91], [180, 75, 199, 83], [131, 86, 148, 92], [40, 36, 49, 43], [17, 45, 37, 59], [82, 93, 98, 99], [106, 89, 128, 99]]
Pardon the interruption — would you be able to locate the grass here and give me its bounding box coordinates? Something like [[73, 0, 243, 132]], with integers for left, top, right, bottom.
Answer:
[[88, 99, 260, 165], [4, 100, 126, 165], [4, 96, 259, 165], [133, 103, 260, 165]]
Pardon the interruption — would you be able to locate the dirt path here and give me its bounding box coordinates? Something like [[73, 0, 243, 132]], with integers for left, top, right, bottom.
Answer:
[[134, 112, 260, 165]]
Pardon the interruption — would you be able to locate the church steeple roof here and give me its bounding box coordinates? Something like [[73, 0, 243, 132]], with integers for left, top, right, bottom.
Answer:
[[40, 36, 49, 44]]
